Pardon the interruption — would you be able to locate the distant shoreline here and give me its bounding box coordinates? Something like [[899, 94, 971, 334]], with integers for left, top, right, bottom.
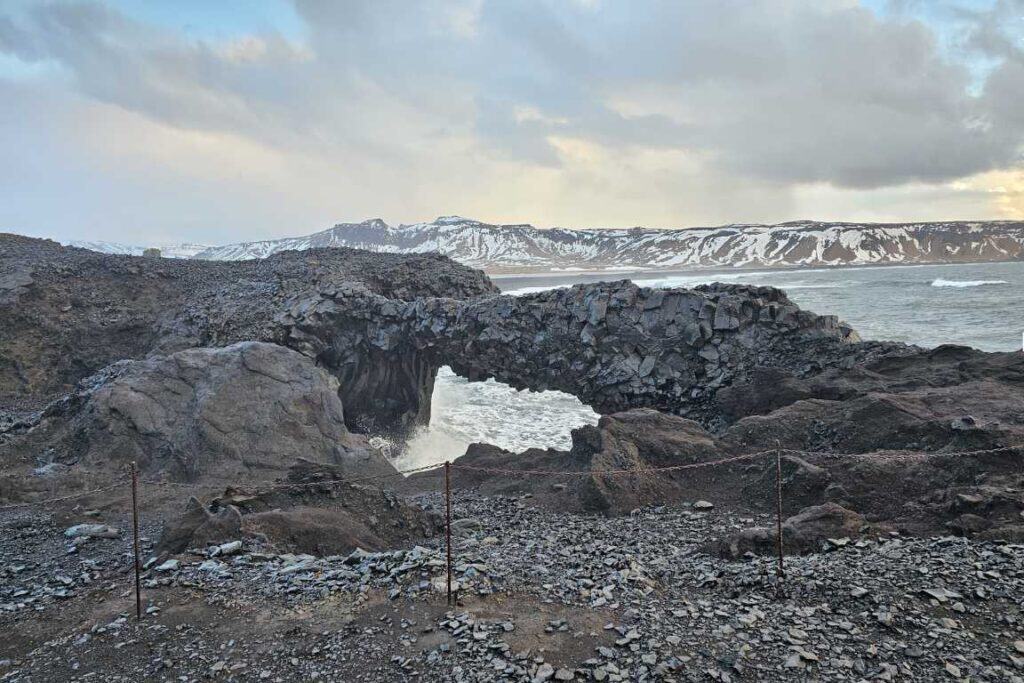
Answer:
[[486, 258, 1024, 279]]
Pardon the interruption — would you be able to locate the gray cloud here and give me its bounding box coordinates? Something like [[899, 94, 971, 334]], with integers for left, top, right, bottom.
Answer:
[[0, 0, 1022, 242]]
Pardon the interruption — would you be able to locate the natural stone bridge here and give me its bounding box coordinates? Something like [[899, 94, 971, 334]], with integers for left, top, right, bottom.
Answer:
[[275, 280, 864, 433]]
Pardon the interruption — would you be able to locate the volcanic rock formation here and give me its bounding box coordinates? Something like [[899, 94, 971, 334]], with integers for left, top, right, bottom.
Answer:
[[255, 279, 873, 431], [2, 234, 869, 438], [413, 348, 1024, 538], [0, 233, 496, 434]]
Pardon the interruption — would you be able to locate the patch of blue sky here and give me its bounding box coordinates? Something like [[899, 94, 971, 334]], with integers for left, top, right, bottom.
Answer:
[[0, 0, 310, 81], [112, 0, 307, 42], [0, 53, 62, 81], [861, 0, 1016, 93]]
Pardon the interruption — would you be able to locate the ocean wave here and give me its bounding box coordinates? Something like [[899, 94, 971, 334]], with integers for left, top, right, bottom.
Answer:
[[393, 367, 599, 469], [777, 282, 843, 290], [503, 283, 571, 296], [930, 278, 1008, 288]]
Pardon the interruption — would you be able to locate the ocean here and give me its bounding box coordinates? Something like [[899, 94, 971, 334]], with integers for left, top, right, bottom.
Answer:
[[394, 261, 1024, 469]]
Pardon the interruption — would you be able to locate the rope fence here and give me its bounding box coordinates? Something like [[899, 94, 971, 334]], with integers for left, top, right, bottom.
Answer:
[[0, 477, 131, 510], [1, 442, 1021, 614], [447, 449, 775, 477]]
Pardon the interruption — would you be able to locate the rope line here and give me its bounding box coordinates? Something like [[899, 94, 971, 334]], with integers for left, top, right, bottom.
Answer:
[[248, 461, 446, 493], [780, 444, 1021, 460], [135, 462, 447, 492], [447, 443, 1022, 477], [1, 444, 1020, 510], [449, 449, 773, 477], [0, 476, 129, 511]]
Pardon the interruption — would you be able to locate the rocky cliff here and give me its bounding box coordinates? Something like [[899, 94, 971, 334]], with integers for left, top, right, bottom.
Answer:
[[277, 279, 869, 430], [5, 342, 395, 481]]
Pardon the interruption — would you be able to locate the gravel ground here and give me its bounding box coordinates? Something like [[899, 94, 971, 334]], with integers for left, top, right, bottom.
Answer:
[[3, 492, 1024, 682]]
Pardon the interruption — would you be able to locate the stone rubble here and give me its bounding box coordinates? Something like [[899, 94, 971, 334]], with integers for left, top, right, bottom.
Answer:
[[5, 493, 1024, 681]]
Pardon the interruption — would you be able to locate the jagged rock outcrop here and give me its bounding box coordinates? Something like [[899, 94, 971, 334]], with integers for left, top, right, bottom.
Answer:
[[4, 342, 394, 482], [0, 233, 495, 405], [406, 409, 740, 514], [713, 503, 890, 558]]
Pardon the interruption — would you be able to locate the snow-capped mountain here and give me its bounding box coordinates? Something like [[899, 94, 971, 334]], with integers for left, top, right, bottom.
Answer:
[[70, 216, 1024, 271]]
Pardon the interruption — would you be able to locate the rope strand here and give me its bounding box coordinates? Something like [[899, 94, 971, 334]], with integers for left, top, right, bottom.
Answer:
[[0, 476, 130, 511], [1, 444, 1019, 510]]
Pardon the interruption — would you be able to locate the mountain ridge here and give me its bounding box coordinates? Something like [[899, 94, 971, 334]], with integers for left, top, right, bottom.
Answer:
[[67, 216, 1024, 271]]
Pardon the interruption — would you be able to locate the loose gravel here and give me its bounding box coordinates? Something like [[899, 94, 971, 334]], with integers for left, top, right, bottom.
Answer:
[[3, 492, 1024, 682]]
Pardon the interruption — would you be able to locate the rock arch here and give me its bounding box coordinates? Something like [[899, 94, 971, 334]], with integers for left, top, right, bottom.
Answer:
[[275, 280, 865, 433]]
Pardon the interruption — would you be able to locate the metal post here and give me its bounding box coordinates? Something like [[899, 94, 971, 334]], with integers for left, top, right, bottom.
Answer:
[[130, 461, 142, 620], [444, 461, 453, 606], [774, 449, 785, 584]]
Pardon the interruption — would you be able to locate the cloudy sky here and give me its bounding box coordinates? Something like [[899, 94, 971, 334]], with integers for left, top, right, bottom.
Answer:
[[1, 0, 1023, 246]]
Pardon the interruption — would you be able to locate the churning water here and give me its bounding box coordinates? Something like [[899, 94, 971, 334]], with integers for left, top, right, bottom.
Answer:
[[393, 367, 599, 470], [394, 261, 1024, 469]]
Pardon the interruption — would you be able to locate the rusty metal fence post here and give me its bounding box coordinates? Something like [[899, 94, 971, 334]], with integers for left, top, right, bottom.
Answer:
[[444, 461, 453, 606], [130, 461, 142, 620], [774, 448, 785, 585]]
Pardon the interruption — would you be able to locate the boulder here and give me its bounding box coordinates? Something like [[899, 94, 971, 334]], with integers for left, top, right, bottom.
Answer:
[[64, 523, 119, 539], [8, 342, 395, 482], [569, 410, 722, 514], [713, 503, 884, 558], [156, 459, 442, 557], [156, 497, 244, 555], [410, 409, 738, 515], [723, 378, 1024, 455]]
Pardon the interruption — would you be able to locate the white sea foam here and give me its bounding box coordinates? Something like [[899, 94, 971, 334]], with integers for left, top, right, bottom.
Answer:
[[632, 272, 768, 289], [393, 367, 599, 470], [930, 278, 1008, 288], [503, 271, 765, 296], [777, 282, 843, 290], [503, 284, 573, 296]]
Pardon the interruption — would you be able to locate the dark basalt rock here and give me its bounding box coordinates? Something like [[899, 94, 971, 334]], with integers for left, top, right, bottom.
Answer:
[[157, 496, 245, 556], [0, 234, 496, 434], [419, 389, 1024, 535], [2, 234, 877, 436], [276, 279, 871, 432], [4, 236, 1021, 444]]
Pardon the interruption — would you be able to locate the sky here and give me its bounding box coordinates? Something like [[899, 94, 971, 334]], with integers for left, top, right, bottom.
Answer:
[[1, 0, 1023, 246]]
